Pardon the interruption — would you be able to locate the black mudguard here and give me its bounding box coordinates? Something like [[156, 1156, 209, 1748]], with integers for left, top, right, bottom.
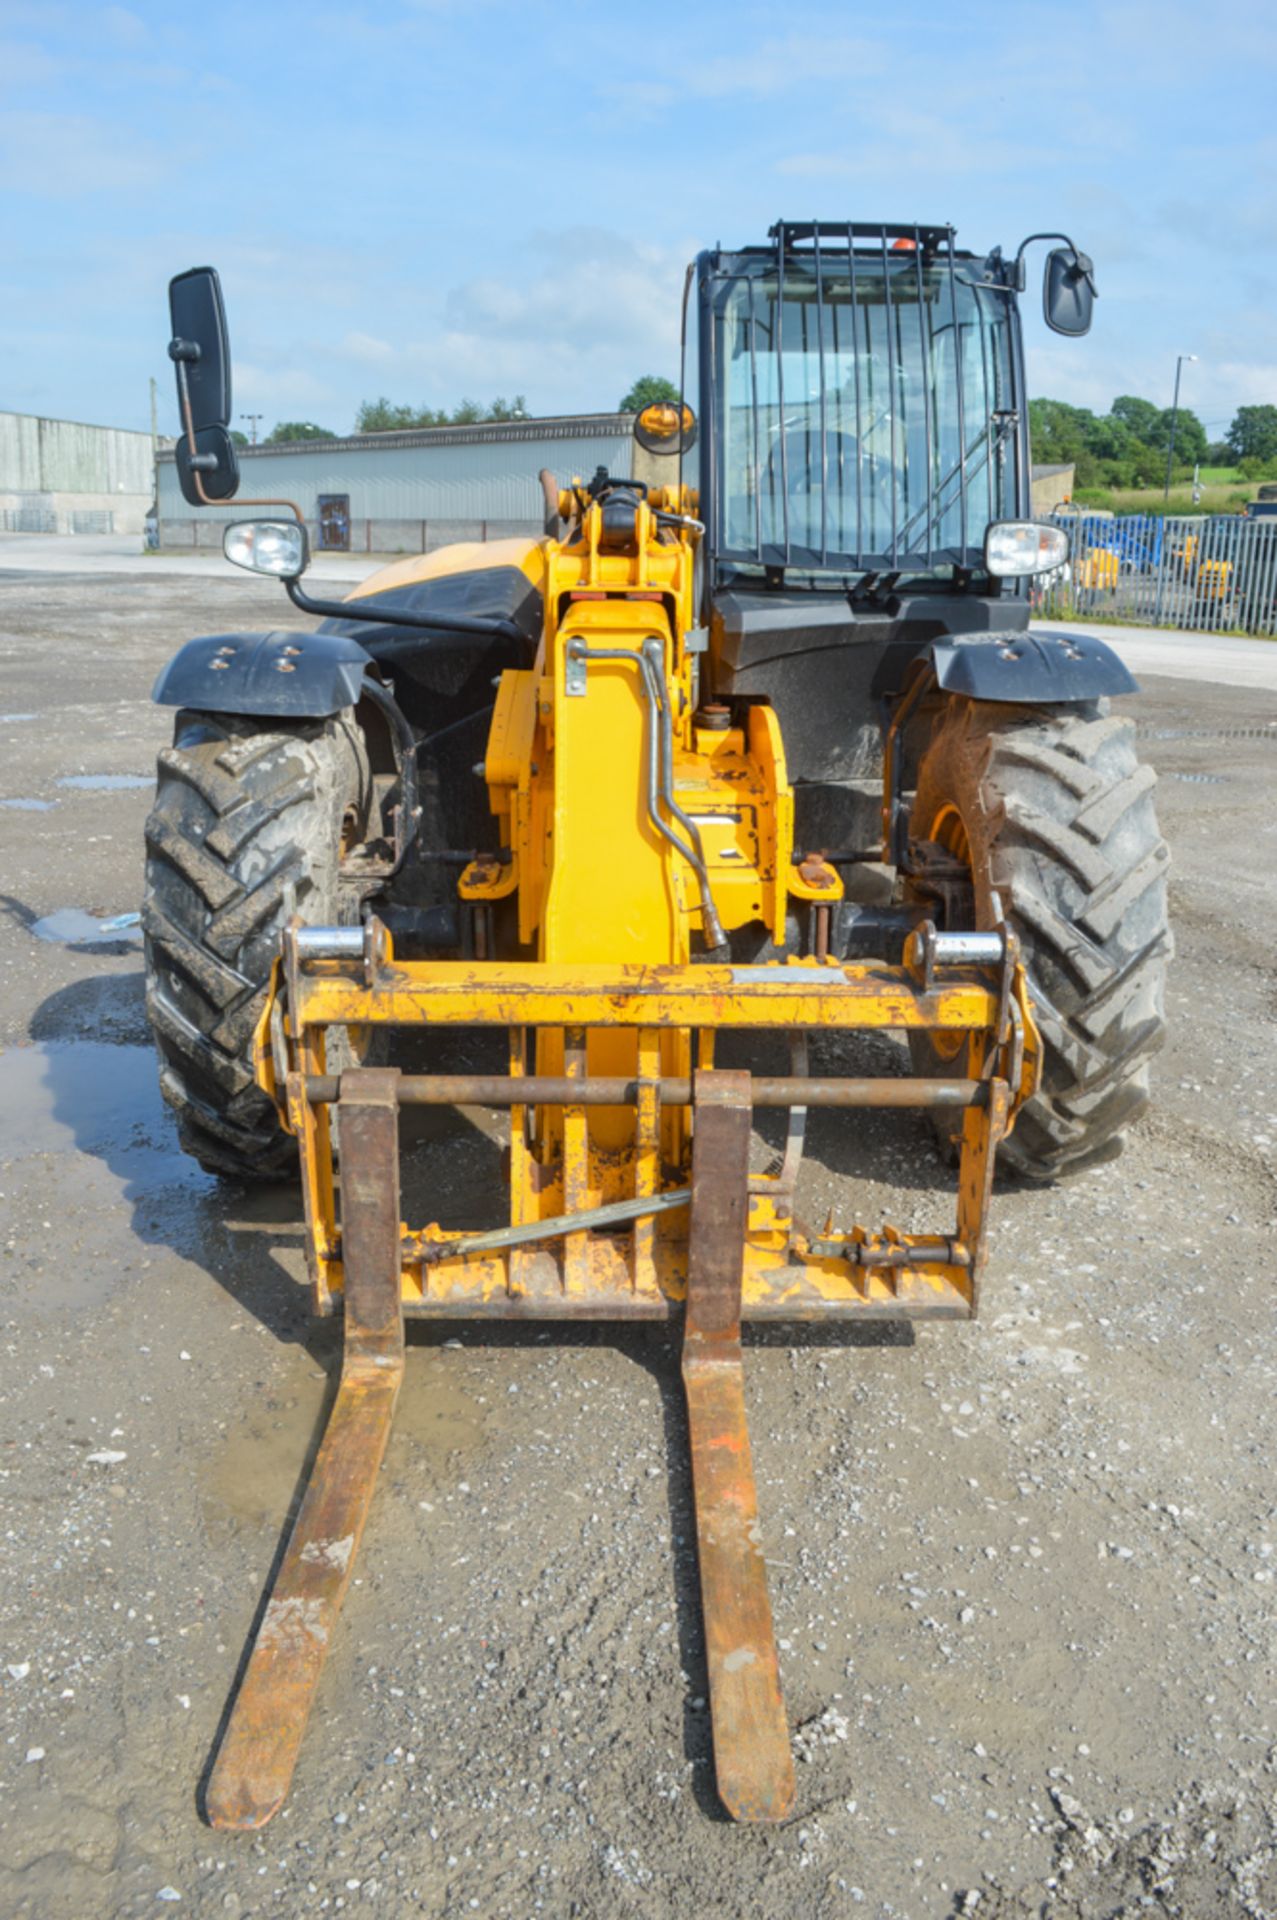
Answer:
[[931, 628, 1137, 703], [151, 630, 371, 717]]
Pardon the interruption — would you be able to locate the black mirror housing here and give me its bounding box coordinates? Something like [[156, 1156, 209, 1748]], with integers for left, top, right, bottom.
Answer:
[[174, 422, 240, 504], [1044, 247, 1096, 337], [168, 266, 240, 505]]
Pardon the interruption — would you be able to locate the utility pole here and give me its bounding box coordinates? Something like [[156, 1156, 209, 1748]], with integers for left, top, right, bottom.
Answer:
[[241, 413, 263, 447], [1164, 355, 1198, 501]]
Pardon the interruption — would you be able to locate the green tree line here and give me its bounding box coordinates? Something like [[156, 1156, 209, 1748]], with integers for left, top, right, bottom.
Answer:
[[1029, 397, 1277, 487], [228, 378, 681, 447], [231, 385, 1277, 473]]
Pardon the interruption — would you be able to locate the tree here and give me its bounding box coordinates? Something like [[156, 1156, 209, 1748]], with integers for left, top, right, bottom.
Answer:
[[264, 421, 337, 444], [1226, 405, 1277, 464], [1110, 395, 1163, 445], [1206, 440, 1237, 467], [1029, 393, 1213, 489], [1158, 405, 1207, 468], [1027, 398, 1095, 468], [619, 375, 680, 414], [356, 397, 421, 433], [229, 428, 249, 449], [355, 395, 531, 433]]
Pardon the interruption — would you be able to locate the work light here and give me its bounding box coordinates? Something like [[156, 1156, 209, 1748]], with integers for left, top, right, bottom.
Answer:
[[985, 520, 1069, 577], [223, 518, 309, 578]]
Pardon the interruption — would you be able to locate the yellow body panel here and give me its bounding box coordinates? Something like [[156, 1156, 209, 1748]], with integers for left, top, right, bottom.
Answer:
[[345, 535, 546, 602], [253, 478, 1039, 1328]]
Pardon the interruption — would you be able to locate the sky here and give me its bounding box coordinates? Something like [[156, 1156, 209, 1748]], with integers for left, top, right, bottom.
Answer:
[[2, 0, 1274, 445]]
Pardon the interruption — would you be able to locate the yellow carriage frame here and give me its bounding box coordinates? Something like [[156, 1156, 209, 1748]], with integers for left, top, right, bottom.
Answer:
[[204, 913, 1038, 1830]]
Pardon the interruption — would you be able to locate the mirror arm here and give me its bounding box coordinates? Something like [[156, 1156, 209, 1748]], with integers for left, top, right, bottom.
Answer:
[[283, 575, 526, 643], [1013, 231, 1097, 295], [171, 349, 306, 521]]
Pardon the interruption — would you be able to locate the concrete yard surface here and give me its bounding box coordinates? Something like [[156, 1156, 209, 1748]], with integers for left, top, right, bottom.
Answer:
[[4, 531, 1277, 693], [0, 566, 1275, 1919]]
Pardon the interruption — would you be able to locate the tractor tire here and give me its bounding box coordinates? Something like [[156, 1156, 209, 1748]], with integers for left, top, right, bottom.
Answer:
[[908, 698, 1171, 1181], [142, 710, 372, 1179]]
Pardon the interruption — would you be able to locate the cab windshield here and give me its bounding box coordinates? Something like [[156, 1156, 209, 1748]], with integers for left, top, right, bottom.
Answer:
[[709, 242, 1017, 577]]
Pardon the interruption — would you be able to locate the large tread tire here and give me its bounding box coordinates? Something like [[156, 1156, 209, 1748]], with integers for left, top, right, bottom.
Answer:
[[909, 699, 1172, 1181], [143, 710, 371, 1179]]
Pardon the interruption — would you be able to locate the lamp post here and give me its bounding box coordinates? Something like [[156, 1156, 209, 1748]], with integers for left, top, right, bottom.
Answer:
[[1163, 355, 1198, 500]]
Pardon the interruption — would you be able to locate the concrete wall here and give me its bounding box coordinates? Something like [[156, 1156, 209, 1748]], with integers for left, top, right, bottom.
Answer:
[[0, 410, 157, 534], [1030, 464, 1075, 516]]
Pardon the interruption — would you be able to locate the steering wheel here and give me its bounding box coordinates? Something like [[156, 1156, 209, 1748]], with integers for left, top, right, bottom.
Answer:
[[762, 429, 898, 541]]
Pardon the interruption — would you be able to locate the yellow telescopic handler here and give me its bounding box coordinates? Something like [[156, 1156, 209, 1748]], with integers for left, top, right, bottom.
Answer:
[[144, 223, 1169, 1828]]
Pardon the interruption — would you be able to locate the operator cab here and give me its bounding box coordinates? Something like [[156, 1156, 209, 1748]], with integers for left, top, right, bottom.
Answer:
[[695, 221, 1092, 598]]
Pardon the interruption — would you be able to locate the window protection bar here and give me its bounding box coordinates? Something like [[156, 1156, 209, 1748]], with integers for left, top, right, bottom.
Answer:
[[711, 221, 1009, 577]]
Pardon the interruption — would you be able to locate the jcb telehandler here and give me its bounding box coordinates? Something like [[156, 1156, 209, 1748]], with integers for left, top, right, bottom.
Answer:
[[145, 223, 1169, 1828]]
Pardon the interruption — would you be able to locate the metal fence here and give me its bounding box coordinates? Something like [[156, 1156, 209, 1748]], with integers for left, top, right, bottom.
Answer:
[[1, 507, 56, 533], [0, 507, 115, 534], [1039, 511, 1277, 636], [159, 516, 541, 556]]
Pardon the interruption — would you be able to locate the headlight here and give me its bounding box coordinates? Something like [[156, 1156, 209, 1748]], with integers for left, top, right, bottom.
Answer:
[[985, 520, 1069, 577], [223, 518, 309, 579]]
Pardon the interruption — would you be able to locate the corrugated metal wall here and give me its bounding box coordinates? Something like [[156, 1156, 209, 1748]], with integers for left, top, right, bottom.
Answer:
[[0, 410, 153, 495], [156, 415, 635, 537]]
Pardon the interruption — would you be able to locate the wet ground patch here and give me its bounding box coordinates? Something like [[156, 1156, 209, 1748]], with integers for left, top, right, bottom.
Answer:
[[55, 774, 152, 792]]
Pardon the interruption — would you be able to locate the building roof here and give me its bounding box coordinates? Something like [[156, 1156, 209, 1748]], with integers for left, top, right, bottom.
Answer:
[[157, 411, 634, 464]]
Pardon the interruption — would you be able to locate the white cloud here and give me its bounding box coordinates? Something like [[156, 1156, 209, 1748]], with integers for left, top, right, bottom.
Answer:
[[233, 361, 340, 413], [101, 5, 147, 45], [605, 32, 885, 109], [313, 228, 690, 415], [0, 111, 156, 195], [0, 36, 64, 87], [341, 330, 396, 364]]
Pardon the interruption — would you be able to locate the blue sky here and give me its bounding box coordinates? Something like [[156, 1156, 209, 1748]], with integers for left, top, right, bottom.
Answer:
[[2, 0, 1273, 443]]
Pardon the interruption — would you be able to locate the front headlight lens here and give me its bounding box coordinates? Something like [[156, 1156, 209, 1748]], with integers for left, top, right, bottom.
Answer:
[[985, 520, 1069, 577], [223, 519, 308, 578]]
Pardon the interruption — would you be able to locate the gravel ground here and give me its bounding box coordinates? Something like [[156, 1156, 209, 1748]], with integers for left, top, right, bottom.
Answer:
[[0, 569, 1275, 1920]]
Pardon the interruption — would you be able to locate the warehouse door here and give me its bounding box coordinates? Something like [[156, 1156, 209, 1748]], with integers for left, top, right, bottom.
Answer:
[[318, 494, 351, 551]]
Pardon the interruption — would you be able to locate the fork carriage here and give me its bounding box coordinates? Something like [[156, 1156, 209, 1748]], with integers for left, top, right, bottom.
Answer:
[[203, 916, 1038, 1829]]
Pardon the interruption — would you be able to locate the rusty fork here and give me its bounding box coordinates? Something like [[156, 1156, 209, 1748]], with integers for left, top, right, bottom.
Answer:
[[205, 1070, 405, 1830], [682, 1071, 796, 1823]]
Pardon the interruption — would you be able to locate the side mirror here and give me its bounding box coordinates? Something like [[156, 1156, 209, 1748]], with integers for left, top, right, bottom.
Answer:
[[1043, 247, 1096, 337], [168, 266, 240, 505], [634, 400, 698, 456]]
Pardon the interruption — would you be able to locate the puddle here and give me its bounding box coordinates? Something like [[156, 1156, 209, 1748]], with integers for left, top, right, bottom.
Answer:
[[394, 1353, 488, 1456], [202, 1386, 331, 1543], [30, 907, 142, 945], [202, 1346, 485, 1544], [0, 1041, 215, 1314], [1, 797, 55, 811], [56, 773, 152, 791], [0, 712, 37, 723], [0, 1041, 186, 1167], [1169, 772, 1226, 785]]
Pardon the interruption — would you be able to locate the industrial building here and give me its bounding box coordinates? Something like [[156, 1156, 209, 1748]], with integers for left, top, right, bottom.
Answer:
[[0, 409, 157, 535], [147, 417, 1076, 555], [155, 413, 637, 553]]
